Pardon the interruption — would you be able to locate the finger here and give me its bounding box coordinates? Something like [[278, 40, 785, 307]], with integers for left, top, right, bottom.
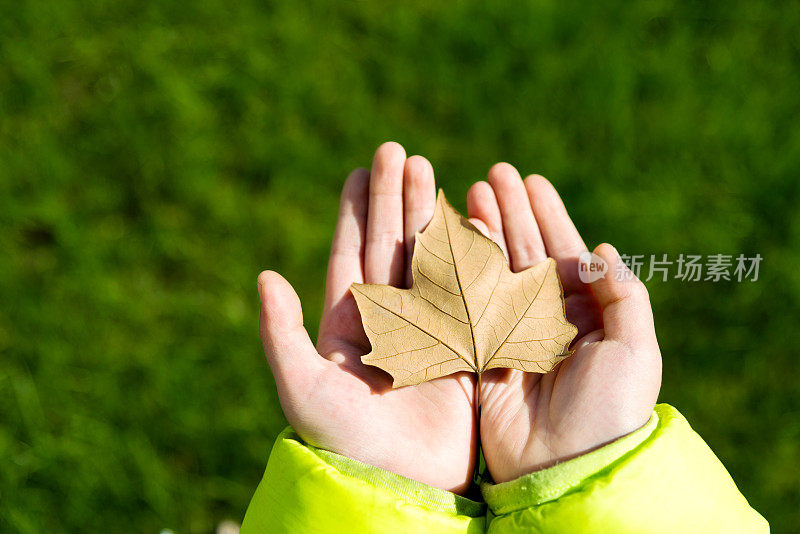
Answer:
[[525, 174, 588, 294], [258, 271, 325, 394], [365, 142, 406, 286], [323, 168, 369, 316], [487, 163, 546, 272], [402, 155, 436, 288], [466, 181, 508, 259], [467, 217, 490, 238], [590, 244, 658, 349]]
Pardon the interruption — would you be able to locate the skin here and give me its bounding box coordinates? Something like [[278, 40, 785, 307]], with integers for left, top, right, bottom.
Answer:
[[258, 142, 662, 492], [467, 164, 662, 482], [257, 142, 476, 493]]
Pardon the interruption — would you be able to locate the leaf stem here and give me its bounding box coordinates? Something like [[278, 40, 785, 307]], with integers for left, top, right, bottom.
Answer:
[[476, 372, 482, 411], [472, 372, 482, 485]]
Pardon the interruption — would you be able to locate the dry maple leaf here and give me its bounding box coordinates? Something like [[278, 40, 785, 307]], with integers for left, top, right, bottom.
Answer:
[[351, 190, 578, 388]]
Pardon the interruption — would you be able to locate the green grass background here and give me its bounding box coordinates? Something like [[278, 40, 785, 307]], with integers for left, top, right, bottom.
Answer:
[[2, 0, 799, 532]]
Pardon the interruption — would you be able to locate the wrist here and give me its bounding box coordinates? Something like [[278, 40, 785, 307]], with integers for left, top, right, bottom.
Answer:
[[482, 411, 659, 511], [297, 431, 476, 495], [487, 412, 655, 483]]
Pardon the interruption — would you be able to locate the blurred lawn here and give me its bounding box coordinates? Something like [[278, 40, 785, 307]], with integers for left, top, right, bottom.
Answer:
[[1, 0, 799, 532]]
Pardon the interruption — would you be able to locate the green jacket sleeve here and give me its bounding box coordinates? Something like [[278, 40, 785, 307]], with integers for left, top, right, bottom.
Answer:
[[240, 428, 486, 533], [482, 404, 769, 533]]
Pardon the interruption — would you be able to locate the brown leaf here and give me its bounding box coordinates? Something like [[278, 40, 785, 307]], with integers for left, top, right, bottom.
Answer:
[[351, 190, 577, 387]]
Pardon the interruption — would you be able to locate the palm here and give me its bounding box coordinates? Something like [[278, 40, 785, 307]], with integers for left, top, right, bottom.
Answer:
[[480, 333, 650, 480], [466, 164, 661, 482], [258, 143, 476, 493], [305, 283, 475, 494]]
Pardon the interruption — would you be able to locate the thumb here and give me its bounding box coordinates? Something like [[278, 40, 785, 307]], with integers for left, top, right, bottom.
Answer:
[[589, 244, 658, 349], [257, 271, 324, 390]]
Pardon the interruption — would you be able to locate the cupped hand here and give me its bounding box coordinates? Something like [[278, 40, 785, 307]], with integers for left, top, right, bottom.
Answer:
[[258, 143, 476, 493], [466, 164, 662, 483]]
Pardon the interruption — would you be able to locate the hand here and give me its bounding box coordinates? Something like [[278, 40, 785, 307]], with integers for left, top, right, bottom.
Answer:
[[257, 142, 476, 493], [466, 164, 662, 483]]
